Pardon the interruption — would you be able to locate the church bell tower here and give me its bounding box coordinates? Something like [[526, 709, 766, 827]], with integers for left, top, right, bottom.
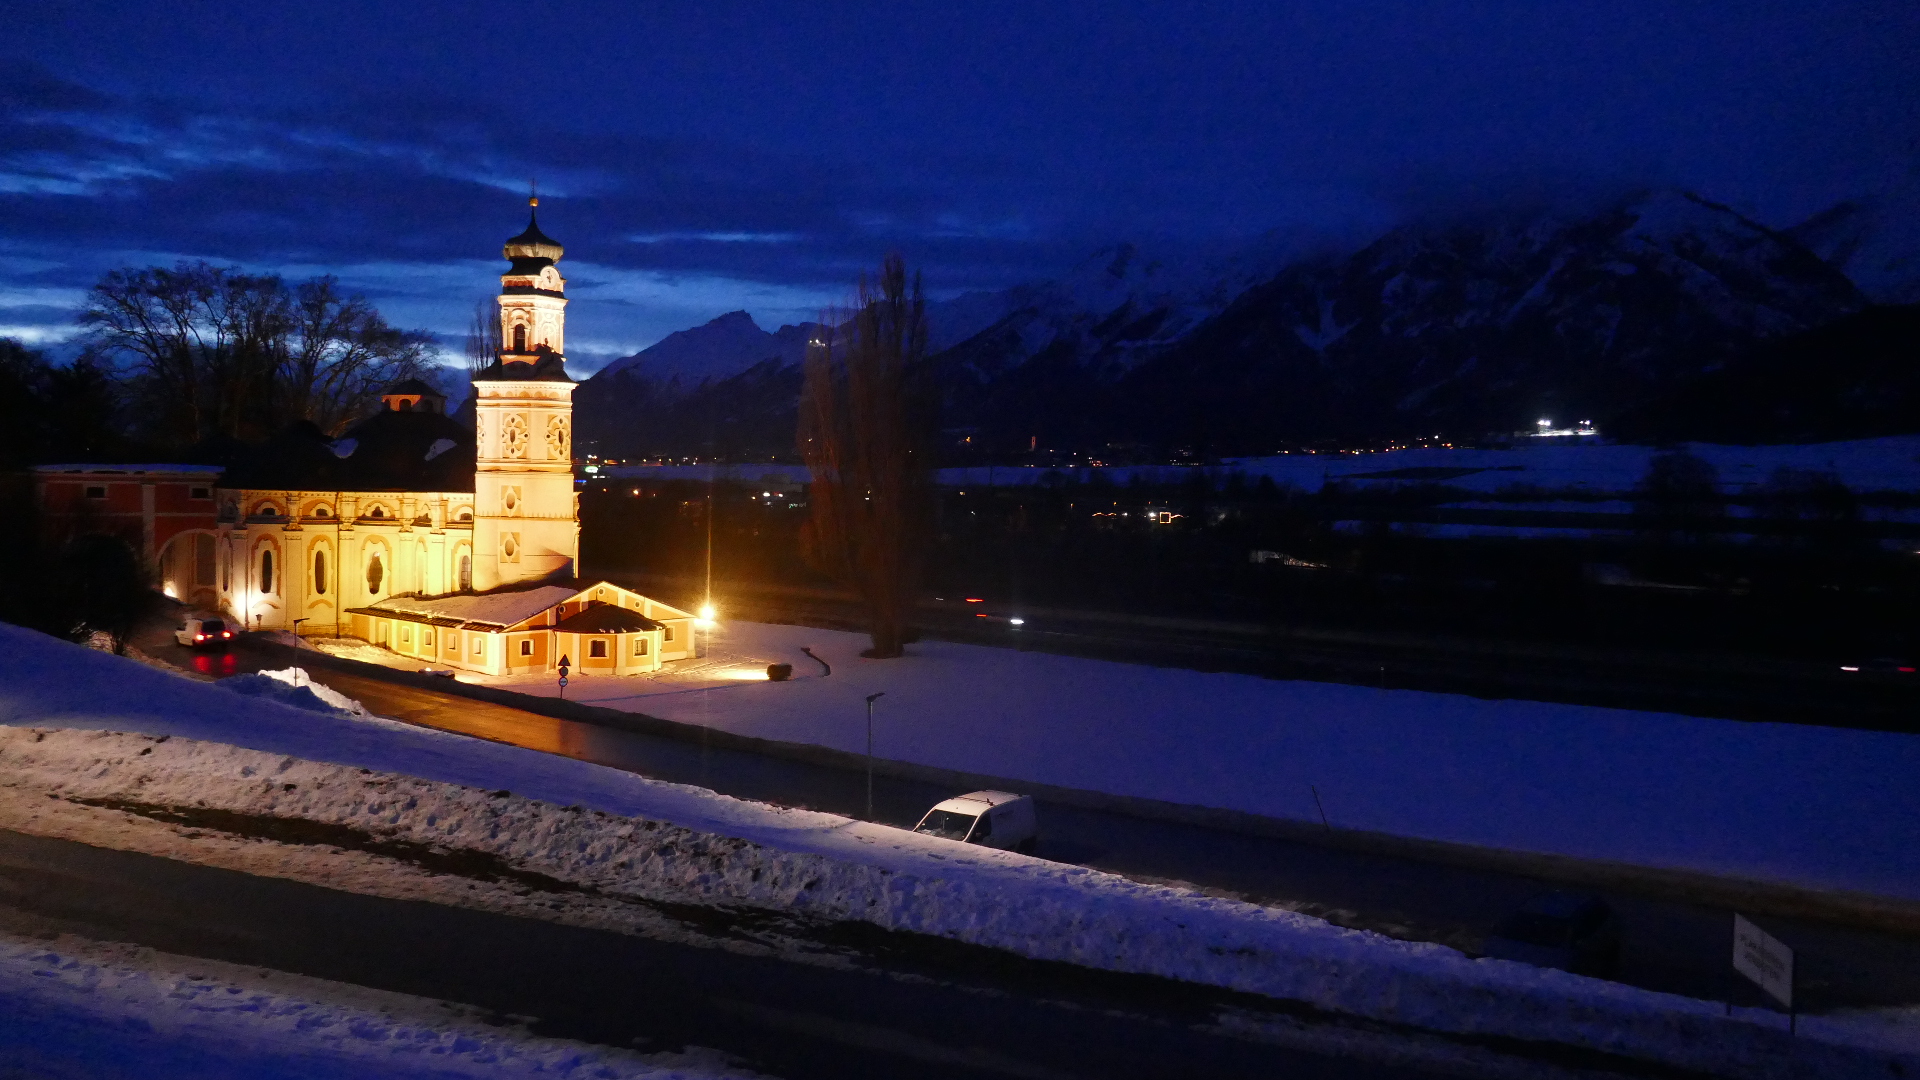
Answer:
[[470, 196, 578, 591]]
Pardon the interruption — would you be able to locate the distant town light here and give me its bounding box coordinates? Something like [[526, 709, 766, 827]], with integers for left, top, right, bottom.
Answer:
[[1009, 617, 1025, 626]]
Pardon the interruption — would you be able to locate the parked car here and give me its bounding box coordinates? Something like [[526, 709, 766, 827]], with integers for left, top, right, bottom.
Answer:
[[173, 616, 234, 649], [1481, 891, 1621, 976], [1840, 658, 1915, 674], [912, 790, 1039, 854]]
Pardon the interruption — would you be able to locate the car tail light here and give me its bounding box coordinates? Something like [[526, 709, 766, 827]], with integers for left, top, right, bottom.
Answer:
[[221, 631, 232, 638], [1902, 667, 1916, 673]]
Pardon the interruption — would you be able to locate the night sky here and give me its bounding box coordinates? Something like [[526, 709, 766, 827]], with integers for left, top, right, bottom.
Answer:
[[5, 1, 1916, 372]]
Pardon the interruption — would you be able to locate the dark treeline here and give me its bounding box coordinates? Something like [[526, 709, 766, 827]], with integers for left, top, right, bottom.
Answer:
[[581, 452, 1917, 661]]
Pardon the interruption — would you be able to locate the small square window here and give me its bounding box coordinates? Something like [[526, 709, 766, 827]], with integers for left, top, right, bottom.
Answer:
[[84, 486, 107, 499], [663, 626, 674, 642], [472, 637, 483, 655], [589, 639, 608, 658], [189, 486, 210, 499], [401, 627, 411, 643], [520, 639, 532, 656], [632, 638, 648, 657]]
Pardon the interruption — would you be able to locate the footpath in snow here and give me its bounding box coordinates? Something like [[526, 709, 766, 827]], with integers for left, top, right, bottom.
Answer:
[[420, 618, 1920, 905], [0, 624, 1917, 1078]]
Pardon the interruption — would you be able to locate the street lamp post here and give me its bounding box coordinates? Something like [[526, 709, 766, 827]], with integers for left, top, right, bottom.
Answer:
[[290, 618, 308, 685], [864, 692, 885, 820]]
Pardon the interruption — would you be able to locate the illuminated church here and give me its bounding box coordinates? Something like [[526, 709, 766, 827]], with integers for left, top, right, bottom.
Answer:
[[192, 201, 695, 674]]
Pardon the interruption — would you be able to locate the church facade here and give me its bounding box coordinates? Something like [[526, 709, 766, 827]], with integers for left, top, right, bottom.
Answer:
[[48, 200, 699, 676]]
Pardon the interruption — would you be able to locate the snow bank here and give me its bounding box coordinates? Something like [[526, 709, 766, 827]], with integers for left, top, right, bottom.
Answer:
[[0, 726, 1912, 1079], [220, 667, 369, 717], [0, 930, 767, 1079]]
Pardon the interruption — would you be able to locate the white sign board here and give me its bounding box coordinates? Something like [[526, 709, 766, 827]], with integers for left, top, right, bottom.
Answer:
[[1733, 914, 1793, 1008]]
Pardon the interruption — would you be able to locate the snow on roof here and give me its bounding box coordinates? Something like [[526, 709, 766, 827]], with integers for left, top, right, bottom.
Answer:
[[368, 585, 576, 628]]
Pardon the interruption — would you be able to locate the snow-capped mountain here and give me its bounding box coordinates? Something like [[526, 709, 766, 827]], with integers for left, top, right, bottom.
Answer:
[[937, 232, 1320, 386], [946, 189, 1864, 451], [1789, 175, 1920, 305], [596, 311, 822, 386], [576, 189, 1882, 457]]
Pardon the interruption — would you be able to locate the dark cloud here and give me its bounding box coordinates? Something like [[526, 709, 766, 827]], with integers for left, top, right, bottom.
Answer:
[[2, 2, 1915, 355]]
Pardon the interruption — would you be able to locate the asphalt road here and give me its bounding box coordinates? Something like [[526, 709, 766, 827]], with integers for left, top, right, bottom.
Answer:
[[0, 828, 1468, 1080], [138, 627, 1920, 1016]]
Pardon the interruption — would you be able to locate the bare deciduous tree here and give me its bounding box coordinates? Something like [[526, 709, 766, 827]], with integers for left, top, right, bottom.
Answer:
[[798, 254, 933, 658], [282, 276, 436, 435], [464, 295, 502, 379], [79, 261, 432, 443]]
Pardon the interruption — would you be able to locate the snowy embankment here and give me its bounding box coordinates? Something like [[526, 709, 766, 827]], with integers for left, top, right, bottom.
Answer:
[[0, 628, 1915, 1077], [0, 932, 766, 1080], [1, 726, 1914, 1079], [479, 618, 1920, 905]]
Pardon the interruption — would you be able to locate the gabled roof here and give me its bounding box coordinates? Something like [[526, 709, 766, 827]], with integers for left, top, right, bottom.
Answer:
[[565, 581, 696, 620], [553, 603, 663, 634], [364, 584, 577, 629]]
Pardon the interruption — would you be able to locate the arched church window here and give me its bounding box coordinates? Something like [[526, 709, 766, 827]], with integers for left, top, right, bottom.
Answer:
[[369, 506, 385, 519], [260, 549, 275, 594], [513, 325, 527, 352], [313, 550, 328, 595], [458, 510, 472, 522], [367, 553, 384, 594], [459, 553, 472, 591]]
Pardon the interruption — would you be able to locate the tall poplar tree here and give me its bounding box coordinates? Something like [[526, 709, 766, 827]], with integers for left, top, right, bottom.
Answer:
[[797, 255, 933, 658]]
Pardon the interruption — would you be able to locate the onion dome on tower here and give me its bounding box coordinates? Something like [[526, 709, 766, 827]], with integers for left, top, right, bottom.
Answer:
[[480, 195, 573, 382]]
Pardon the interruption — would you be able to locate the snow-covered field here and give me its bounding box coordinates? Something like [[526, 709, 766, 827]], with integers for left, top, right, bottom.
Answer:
[[415, 619, 1920, 903], [0, 932, 768, 1080], [0, 625, 1916, 1075], [602, 434, 1920, 495]]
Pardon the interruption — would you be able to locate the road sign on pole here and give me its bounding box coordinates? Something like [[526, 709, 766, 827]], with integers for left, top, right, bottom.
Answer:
[[558, 655, 570, 700], [1733, 913, 1794, 1012]]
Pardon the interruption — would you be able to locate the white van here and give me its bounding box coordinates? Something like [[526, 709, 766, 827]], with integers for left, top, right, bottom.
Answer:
[[174, 615, 234, 649], [912, 790, 1039, 854]]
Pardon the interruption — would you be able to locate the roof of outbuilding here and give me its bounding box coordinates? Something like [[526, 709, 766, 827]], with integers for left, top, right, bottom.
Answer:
[[365, 584, 578, 629], [552, 602, 664, 634]]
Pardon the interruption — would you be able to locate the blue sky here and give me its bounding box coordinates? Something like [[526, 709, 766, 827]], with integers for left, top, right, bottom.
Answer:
[[4, 1, 1915, 372]]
